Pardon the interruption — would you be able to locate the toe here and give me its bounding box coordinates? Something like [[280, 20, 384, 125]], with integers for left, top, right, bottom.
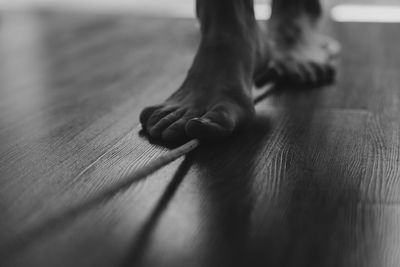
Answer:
[[296, 62, 331, 85], [324, 62, 336, 83], [285, 62, 304, 84], [139, 105, 161, 126], [146, 107, 177, 132], [186, 104, 251, 140], [254, 61, 283, 88], [305, 62, 320, 84], [161, 118, 188, 142], [148, 109, 186, 138], [186, 117, 232, 140], [309, 62, 336, 85]]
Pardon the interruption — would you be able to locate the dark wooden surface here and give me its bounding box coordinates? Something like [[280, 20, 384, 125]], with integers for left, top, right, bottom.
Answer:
[[1, 9, 400, 267]]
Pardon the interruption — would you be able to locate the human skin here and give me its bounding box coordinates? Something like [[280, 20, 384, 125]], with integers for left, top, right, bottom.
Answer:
[[140, 0, 339, 142]]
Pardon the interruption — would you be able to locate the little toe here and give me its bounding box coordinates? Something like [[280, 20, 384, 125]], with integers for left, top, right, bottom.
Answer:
[[149, 109, 186, 138]]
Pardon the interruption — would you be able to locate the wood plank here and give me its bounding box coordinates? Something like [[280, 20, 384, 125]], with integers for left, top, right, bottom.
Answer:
[[0, 12, 197, 253], [1, 9, 400, 267]]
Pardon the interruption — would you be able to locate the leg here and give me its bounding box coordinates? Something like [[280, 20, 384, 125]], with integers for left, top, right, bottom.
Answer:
[[140, 0, 259, 142], [254, 0, 340, 87]]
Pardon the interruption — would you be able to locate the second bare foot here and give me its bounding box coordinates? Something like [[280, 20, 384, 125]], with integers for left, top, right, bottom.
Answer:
[[255, 15, 340, 87]]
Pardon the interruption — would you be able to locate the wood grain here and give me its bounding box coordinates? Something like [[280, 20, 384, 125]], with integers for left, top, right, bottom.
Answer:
[[1, 8, 400, 267]]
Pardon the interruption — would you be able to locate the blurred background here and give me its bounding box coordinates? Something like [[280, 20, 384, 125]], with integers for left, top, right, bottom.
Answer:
[[0, 0, 399, 21]]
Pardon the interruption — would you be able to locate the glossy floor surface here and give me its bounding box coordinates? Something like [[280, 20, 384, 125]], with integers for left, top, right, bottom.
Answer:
[[0, 9, 400, 267]]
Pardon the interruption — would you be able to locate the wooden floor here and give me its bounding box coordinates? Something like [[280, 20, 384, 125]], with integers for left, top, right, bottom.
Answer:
[[1, 9, 400, 267]]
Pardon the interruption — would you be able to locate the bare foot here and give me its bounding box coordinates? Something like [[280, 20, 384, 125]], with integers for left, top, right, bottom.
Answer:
[[254, 16, 340, 87], [140, 39, 257, 142]]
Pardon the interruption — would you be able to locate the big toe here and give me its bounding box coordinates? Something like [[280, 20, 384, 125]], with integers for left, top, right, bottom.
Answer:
[[186, 104, 252, 140]]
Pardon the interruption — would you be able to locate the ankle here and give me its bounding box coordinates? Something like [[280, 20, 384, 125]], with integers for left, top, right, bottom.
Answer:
[[271, 0, 322, 20], [268, 13, 320, 49]]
